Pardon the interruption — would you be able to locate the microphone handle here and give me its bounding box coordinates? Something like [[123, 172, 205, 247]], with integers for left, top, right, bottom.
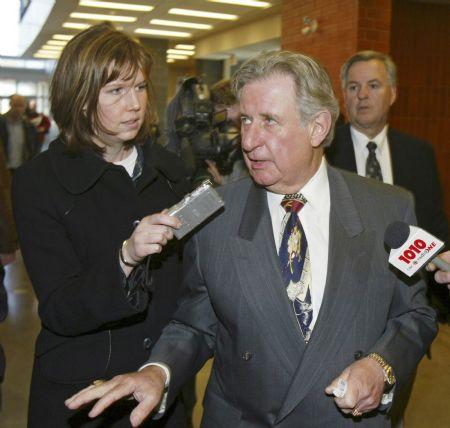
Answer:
[[432, 255, 450, 272]]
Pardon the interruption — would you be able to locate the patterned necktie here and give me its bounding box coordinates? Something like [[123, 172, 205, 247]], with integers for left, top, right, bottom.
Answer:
[[366, 141, 383, 181], [279, 194, 313, 342]]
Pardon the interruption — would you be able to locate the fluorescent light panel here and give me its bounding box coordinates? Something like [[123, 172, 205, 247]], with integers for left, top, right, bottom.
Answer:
[[70, 12, 137, 22], [150, 19, 212, 30], [175, 44, 195, 50], [207, 0, 271, 7], [135, 28, 191, 38], [169, 8, 238, 20], [34, 53, 58, 59], [79, 1, 153, 12], [167, 54, 189, 60], [41, 45, 64, 51], [53, 34, 74, 41], [167, 49, 195, 56], [36, 50, 61, 56], [63, 22, 91, 29], [46, 40, 67, 46]]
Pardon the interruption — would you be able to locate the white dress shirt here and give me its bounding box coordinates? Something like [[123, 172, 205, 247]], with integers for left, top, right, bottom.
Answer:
[[350, 125, 393, 184], [266, 157, 330, 330]]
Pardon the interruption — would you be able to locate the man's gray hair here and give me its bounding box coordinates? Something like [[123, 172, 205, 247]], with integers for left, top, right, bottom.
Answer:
[[231, 51, 340, 147], [340, 50, 397, 88]]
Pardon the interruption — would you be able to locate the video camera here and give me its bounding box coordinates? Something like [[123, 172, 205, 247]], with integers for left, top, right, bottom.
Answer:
[[173, 77, 241, 179]]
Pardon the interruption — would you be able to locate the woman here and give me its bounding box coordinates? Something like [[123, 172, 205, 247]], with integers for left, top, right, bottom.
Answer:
[[12, 24, 188, 427]]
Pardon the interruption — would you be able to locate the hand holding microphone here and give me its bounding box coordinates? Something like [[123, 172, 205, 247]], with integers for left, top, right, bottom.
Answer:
[[384, 221, 450, 281], [427, 251, 450, 289]]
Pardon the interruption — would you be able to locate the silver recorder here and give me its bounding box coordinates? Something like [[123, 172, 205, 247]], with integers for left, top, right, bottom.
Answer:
[[168, 180, 224, 239]]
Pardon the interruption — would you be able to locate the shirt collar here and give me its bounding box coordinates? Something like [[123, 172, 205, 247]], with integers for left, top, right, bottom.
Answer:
[[350, 125, 388, 151], [266, 156, 330, 214]]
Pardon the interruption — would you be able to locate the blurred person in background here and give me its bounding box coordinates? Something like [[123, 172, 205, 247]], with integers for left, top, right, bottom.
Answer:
[[0, 141, 17, 410], [0, 94, 40, 173], [205, 78, 248, 186], [166, 77, 246, 188], [12, 24, 188, 428], [26, 99, 51, 146]]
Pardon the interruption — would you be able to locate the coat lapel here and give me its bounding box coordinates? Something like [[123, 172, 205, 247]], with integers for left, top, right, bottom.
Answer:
[[229, 183, 307, 375], [276, 166, 374, 422], [326, 124, 358, 173]]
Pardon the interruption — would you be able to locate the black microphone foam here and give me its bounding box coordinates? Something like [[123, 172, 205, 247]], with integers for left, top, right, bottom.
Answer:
[[384, 221, 410, 249]]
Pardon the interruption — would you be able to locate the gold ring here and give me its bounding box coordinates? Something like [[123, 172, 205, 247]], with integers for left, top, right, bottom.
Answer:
[[352, 408, 362, 417], [92, 379, 105, 387]]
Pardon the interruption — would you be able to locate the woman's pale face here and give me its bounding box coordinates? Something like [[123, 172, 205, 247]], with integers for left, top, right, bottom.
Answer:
[[94, 68, 147, 149]]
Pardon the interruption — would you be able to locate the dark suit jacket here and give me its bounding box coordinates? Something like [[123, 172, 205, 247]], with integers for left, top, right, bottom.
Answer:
[[12, 139, 188, 427], [326, 124, 449, 246], [0, 114, 40, 166], [148, 166, 437, 427]]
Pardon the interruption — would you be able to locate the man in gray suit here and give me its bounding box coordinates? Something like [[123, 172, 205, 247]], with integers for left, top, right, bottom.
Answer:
[[67, 51, 437, 427]]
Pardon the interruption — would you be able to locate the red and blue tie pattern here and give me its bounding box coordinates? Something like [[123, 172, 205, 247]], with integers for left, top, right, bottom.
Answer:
[[279, 194, 312, 342]]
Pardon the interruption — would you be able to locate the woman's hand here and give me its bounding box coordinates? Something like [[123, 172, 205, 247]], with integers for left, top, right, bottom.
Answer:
[[120, 210, 181, 274]]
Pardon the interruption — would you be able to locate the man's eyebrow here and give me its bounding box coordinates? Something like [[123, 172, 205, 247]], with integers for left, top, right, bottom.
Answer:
[[259, 112, 280, 120]]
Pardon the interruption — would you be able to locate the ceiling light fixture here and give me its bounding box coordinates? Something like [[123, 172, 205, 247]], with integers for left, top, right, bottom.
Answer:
[[150, 19, 212, 30], [135, 28, 191, 38], [52, 34, 74, 41], [41, 45, 64, 51], [207, 0, 271, 8], [63, 22, 91, 29], [169, 8, 238, 20], [79, 1, 153, 12], [70, 12, 137, 22], [175, 44, 195, 50], [34, 53, 59, 59], [167, 54, 189, 60], [167, 49, 195, 56], [46, 40, 68, 46], [36, 50, 61, 56]]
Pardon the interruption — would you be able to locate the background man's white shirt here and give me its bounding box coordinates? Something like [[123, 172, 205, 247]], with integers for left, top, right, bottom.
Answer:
[[350, 125, 393, 184]]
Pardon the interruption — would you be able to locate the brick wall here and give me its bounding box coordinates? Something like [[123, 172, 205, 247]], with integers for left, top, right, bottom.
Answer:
[[282, 0, 449, 219], [282, 0, 392, 104], [390, 0, 450, 216]]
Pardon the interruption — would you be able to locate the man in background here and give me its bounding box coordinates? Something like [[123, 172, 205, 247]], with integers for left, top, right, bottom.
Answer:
[[326, 50, 449, 320], [0, 94, 40, 173]]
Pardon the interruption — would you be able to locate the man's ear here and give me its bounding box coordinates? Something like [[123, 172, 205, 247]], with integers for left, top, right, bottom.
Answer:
[[390, 85, 397, 106], [309, 111, 332, 148]]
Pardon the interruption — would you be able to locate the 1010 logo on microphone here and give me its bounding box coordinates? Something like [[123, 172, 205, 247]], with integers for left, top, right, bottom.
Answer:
[[389, 227, 443, 277]]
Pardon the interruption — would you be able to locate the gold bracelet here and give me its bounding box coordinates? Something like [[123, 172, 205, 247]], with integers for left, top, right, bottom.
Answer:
[[120, 240, 139, 267], [367, 353, 396, 386]]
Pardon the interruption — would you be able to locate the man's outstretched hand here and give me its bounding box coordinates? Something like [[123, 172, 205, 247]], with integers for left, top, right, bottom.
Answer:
[[65, 365, 166, 427]]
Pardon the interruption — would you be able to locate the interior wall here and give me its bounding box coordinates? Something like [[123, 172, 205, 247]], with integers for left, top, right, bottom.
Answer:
[[389, 0, 450, 217]]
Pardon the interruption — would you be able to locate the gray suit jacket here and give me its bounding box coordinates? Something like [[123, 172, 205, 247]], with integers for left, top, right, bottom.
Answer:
[[149, 165, 437, 427]]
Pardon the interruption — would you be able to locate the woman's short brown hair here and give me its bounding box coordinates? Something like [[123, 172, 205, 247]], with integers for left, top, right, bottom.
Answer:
[[50, 24, 155, 153]]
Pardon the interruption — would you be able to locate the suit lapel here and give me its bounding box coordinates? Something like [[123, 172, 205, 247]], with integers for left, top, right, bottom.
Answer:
[[327, 124, 358, 173], [277, 166, 373, 422], [229, 183, 306, 375], [387, 129, 405, 187]]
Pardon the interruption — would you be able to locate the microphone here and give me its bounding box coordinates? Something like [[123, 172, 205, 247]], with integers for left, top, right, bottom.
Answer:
[[384, 221, 450, 277]]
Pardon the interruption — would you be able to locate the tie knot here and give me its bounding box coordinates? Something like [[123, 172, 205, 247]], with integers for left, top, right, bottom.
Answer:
[[367, 141, 377, 153], [281, 193, 307, 213]]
